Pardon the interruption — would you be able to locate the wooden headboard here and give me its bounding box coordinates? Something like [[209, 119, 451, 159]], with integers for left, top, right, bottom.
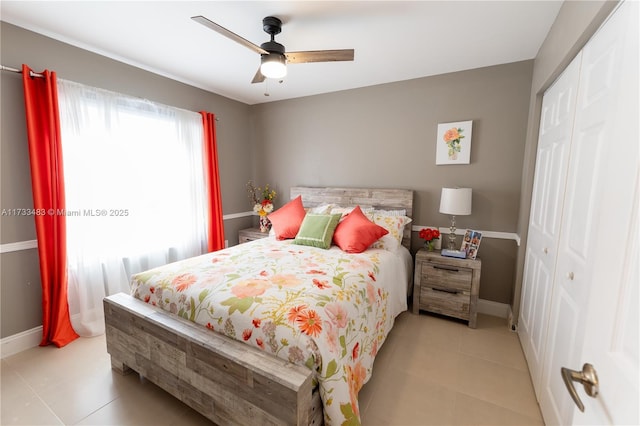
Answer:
[[290, 186, 414, 249]]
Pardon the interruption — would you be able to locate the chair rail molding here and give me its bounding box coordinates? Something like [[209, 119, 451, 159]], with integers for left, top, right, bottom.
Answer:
[[411, 225, 520, 246]]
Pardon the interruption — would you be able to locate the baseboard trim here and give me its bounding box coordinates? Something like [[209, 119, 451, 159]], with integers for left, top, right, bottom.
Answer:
[[0, 326, 42, 359], [477, 298, 510, 319], [507, 305, 518, 332]]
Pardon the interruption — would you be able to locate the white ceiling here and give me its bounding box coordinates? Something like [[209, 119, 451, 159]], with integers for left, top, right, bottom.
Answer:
[[1, 1, 563, 105]]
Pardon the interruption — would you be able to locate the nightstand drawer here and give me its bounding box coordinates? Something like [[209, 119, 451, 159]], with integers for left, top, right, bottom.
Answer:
[[420, 286, 470, 320], [421, 263, 472, 292]]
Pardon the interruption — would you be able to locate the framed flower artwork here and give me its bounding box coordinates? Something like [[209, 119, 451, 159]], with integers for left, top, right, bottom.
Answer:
[[435, 120, 473, 165]]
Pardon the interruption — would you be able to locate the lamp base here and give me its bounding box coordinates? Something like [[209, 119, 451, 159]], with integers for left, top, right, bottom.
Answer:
[[448, 215, 457, 250]]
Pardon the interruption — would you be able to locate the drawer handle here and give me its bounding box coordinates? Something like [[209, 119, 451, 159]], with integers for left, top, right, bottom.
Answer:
[[433, 265, 460, 273], [432, 286, 459, 294]]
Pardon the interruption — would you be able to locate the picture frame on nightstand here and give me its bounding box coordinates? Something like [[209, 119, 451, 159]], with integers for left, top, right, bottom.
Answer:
[[461, 229, 482, 259]]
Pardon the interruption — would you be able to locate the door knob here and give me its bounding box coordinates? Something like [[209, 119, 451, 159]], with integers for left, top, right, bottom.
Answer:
[[561, 363, 599, 412]]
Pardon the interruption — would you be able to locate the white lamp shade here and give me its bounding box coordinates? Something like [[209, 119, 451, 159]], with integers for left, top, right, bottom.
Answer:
[[439, 188, 472, 215]]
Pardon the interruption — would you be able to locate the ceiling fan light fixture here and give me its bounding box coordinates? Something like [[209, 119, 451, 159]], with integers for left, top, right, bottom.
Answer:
[[260, 53, 287, 79], [193, 15, 354, 85]]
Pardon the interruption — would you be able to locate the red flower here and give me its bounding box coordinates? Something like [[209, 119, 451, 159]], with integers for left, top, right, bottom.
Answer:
[[419, 228, 440, 241], [144, 294, 151, 303], [206, 322, 214, 330], [295, 309, 323, 337], [256, 338, 264, 349], [242, 329, 252, 341], [252, 318, 261, 328], [368, 271, 376, 282], [288, 305, 308, 323], [172, 273, 197, 291], [312, 278, 330, 289], [352, 342, 360, 360]]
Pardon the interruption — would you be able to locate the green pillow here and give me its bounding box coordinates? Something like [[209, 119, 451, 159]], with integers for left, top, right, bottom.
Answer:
[[293, 214, 341, 249]]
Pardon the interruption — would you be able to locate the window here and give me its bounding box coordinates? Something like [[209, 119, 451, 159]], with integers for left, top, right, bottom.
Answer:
[[57, 79, 208, 335]]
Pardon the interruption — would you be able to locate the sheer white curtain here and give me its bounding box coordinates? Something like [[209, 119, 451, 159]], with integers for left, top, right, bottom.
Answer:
[[57, 79, 208, 336]]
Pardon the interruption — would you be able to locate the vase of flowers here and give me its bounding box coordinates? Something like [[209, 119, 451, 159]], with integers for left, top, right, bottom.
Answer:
[[443, 126, 465, 160], [247, 181, 276, 232], [419, 227, 440, 251]]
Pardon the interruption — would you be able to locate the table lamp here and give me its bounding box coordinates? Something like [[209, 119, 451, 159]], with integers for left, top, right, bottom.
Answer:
[[439, 187, 472, 256]]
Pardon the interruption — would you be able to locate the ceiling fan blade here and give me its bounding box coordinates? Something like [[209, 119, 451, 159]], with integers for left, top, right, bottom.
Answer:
[[285, 49, 354, 64], [251, 67, 266, 84], [191, 15, 268, 55]]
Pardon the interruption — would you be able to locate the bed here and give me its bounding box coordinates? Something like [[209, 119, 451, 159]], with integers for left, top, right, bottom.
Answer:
[[104, 186, 413, 425]]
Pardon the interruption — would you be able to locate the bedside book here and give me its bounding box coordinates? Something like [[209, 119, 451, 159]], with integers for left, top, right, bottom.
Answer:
[[441, 249, 467, 258]]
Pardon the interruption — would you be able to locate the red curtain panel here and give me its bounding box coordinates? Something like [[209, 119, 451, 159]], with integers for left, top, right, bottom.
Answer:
[[200, 112, 225, 252], [22, 64, 79, 347]]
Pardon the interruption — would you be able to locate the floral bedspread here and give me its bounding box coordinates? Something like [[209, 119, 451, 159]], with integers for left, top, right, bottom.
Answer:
[[130, 237, 408, 425]]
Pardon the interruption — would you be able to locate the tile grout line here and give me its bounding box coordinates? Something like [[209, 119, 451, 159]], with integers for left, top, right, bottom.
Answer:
[[9, 366, 66, 425]]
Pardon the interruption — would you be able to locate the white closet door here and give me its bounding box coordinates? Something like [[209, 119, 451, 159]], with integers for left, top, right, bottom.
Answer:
[[538, 1, 638, 424], [567, 1, 638, 423], [518, 53, 581, 394]]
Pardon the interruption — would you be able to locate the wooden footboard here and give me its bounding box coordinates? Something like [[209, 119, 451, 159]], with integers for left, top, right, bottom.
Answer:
[[104, 293, 323, 425]]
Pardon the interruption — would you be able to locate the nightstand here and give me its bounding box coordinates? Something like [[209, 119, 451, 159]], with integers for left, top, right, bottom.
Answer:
[[238, 227, 270, 244], [412, 248, 481, 328]]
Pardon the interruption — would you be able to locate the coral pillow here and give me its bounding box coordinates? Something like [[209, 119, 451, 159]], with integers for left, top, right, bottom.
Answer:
[[333, 206, 389, 253], [267, 195, 306, 240]]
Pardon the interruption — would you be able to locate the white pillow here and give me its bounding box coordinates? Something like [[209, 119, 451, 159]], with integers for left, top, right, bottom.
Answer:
[[367, 210, 412, 246], [307, 203, 337, 214], [330, 205, 374, 219], [367, 208, 406, 217]]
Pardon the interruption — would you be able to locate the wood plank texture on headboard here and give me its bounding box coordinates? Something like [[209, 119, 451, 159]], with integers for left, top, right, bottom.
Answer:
[[290, 186, 414, 249]]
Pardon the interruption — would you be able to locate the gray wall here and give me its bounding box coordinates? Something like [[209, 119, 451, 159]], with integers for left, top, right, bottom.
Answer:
[[0, 22, 255, 338], [511, 0, 619, 322], [251, 60, 534, 305]]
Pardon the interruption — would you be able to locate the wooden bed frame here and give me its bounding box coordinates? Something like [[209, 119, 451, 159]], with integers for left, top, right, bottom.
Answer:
[[104, 186, 413, 425]]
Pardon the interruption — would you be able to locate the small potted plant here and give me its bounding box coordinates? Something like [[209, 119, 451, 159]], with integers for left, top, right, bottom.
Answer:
[[419, 227, 440, 251]]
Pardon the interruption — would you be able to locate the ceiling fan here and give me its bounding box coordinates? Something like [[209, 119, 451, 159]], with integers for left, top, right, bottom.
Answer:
[[191, 15, 354, 84]]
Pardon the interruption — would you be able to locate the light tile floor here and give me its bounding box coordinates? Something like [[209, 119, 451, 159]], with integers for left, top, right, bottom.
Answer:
[[1, 313, 544, 425]]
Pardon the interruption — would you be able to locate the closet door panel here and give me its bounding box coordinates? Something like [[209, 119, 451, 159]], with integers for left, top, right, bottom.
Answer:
[[521, 252, 551, 362], [563, 129, 604, 260], [541, 288, 582, 424], [518, 53, 581, 393]]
